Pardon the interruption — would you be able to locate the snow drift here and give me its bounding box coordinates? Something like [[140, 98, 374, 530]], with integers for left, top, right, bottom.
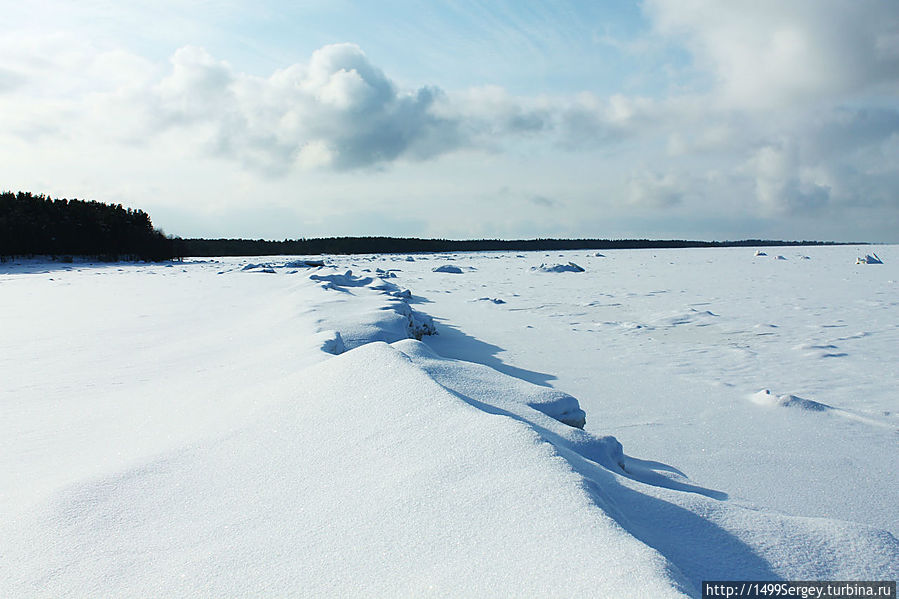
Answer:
[[307, 267, 436, 347], [751, 389, 832, 412], [396, 339, 587, 429]]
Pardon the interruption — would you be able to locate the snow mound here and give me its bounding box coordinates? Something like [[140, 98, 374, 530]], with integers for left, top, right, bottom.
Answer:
[[432, 264, 463, 274], [751, 389, 832, 412], [754, 250, 767, 256], [476, 297, 506, 304], [310, 269, 373, 288], [394, 300, 437, 340], [395, 339, 587, 429], [775, 255, 787, 260], [9, 339, 895, 597], [857, 253, 883, 264], [241, 263, 276, 273], [533, 262, 585, 273], [651, 307, 719, 327], [284, 259, 325, 268], [751, 390, 896, 429], [314, 330, 346, 355], [3, 341, 688, 598], [243, 259, 325, 271], [307, 268, 436, 348]]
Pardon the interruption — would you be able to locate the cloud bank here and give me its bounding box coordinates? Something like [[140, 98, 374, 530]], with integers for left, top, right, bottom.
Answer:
[[1, 1, 897, 240]]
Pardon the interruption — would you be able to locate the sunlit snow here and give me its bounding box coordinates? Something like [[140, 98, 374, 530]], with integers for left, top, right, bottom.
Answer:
[[2, 245, 897, 596]]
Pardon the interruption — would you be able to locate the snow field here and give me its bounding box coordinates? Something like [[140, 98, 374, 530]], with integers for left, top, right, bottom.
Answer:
[[372, 246, 899, 537], [4, 341, 691, 597], [2, 249, 897, 596]]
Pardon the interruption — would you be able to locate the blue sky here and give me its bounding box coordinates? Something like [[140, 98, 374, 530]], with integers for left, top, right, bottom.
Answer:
[[2, 1, 898, 241]]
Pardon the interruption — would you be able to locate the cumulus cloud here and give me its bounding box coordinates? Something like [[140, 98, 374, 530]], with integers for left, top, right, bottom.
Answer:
[[1, 15, 896, 239], [644, 0, 899, 109], [139, 43, 466, 172], [801, 107, 899, 164], [749, 141, 830, 215], [627, 170, 689, 208], [443, 85, 552, 136], [597, 2, 899, 223], [156, 46, 234, 122], [557, 93, 664, 148], [729, 105, 899, 218]]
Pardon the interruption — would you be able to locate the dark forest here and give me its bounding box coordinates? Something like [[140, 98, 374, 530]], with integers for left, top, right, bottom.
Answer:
[[1, 191, 178, 261]]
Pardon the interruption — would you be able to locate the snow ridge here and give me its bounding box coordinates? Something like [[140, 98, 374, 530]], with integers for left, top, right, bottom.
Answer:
[[305, 266, 436, 349], [295, 263, 899, 592]]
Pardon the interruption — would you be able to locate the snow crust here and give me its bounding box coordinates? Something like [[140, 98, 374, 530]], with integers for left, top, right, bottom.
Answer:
[[2, 248, 898, 596]]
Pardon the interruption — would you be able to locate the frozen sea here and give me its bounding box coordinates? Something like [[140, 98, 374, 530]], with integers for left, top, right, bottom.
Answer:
[[2, 245, 897, 596]]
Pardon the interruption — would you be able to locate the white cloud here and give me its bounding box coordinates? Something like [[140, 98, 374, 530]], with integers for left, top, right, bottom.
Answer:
[[1, 8, 898, 241], [444, 86, 552, 135], [627, 169, 689, 208], [555, 92, 667, 149], [644, 0, 899, 109], [108, 43, 466, 172], [157, 46, 234, 122], [749, 141, 830, 215]]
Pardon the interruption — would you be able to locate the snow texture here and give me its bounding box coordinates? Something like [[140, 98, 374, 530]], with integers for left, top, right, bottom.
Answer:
[[2, 247, 898, 597]]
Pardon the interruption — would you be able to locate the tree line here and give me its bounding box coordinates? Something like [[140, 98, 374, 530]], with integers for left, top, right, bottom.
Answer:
[[2, 190, 849, 262], [1, 191, 179, 261], [179, 236, 842, 257]]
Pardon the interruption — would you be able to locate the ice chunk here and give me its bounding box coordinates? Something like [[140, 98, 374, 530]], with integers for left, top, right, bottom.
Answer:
[[533, 262, 585, 273], [432, 264, 464, 274], [856, 254, 883, 264]]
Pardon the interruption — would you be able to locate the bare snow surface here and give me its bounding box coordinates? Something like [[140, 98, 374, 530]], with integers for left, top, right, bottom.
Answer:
[[2, 247, 898, 597]]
